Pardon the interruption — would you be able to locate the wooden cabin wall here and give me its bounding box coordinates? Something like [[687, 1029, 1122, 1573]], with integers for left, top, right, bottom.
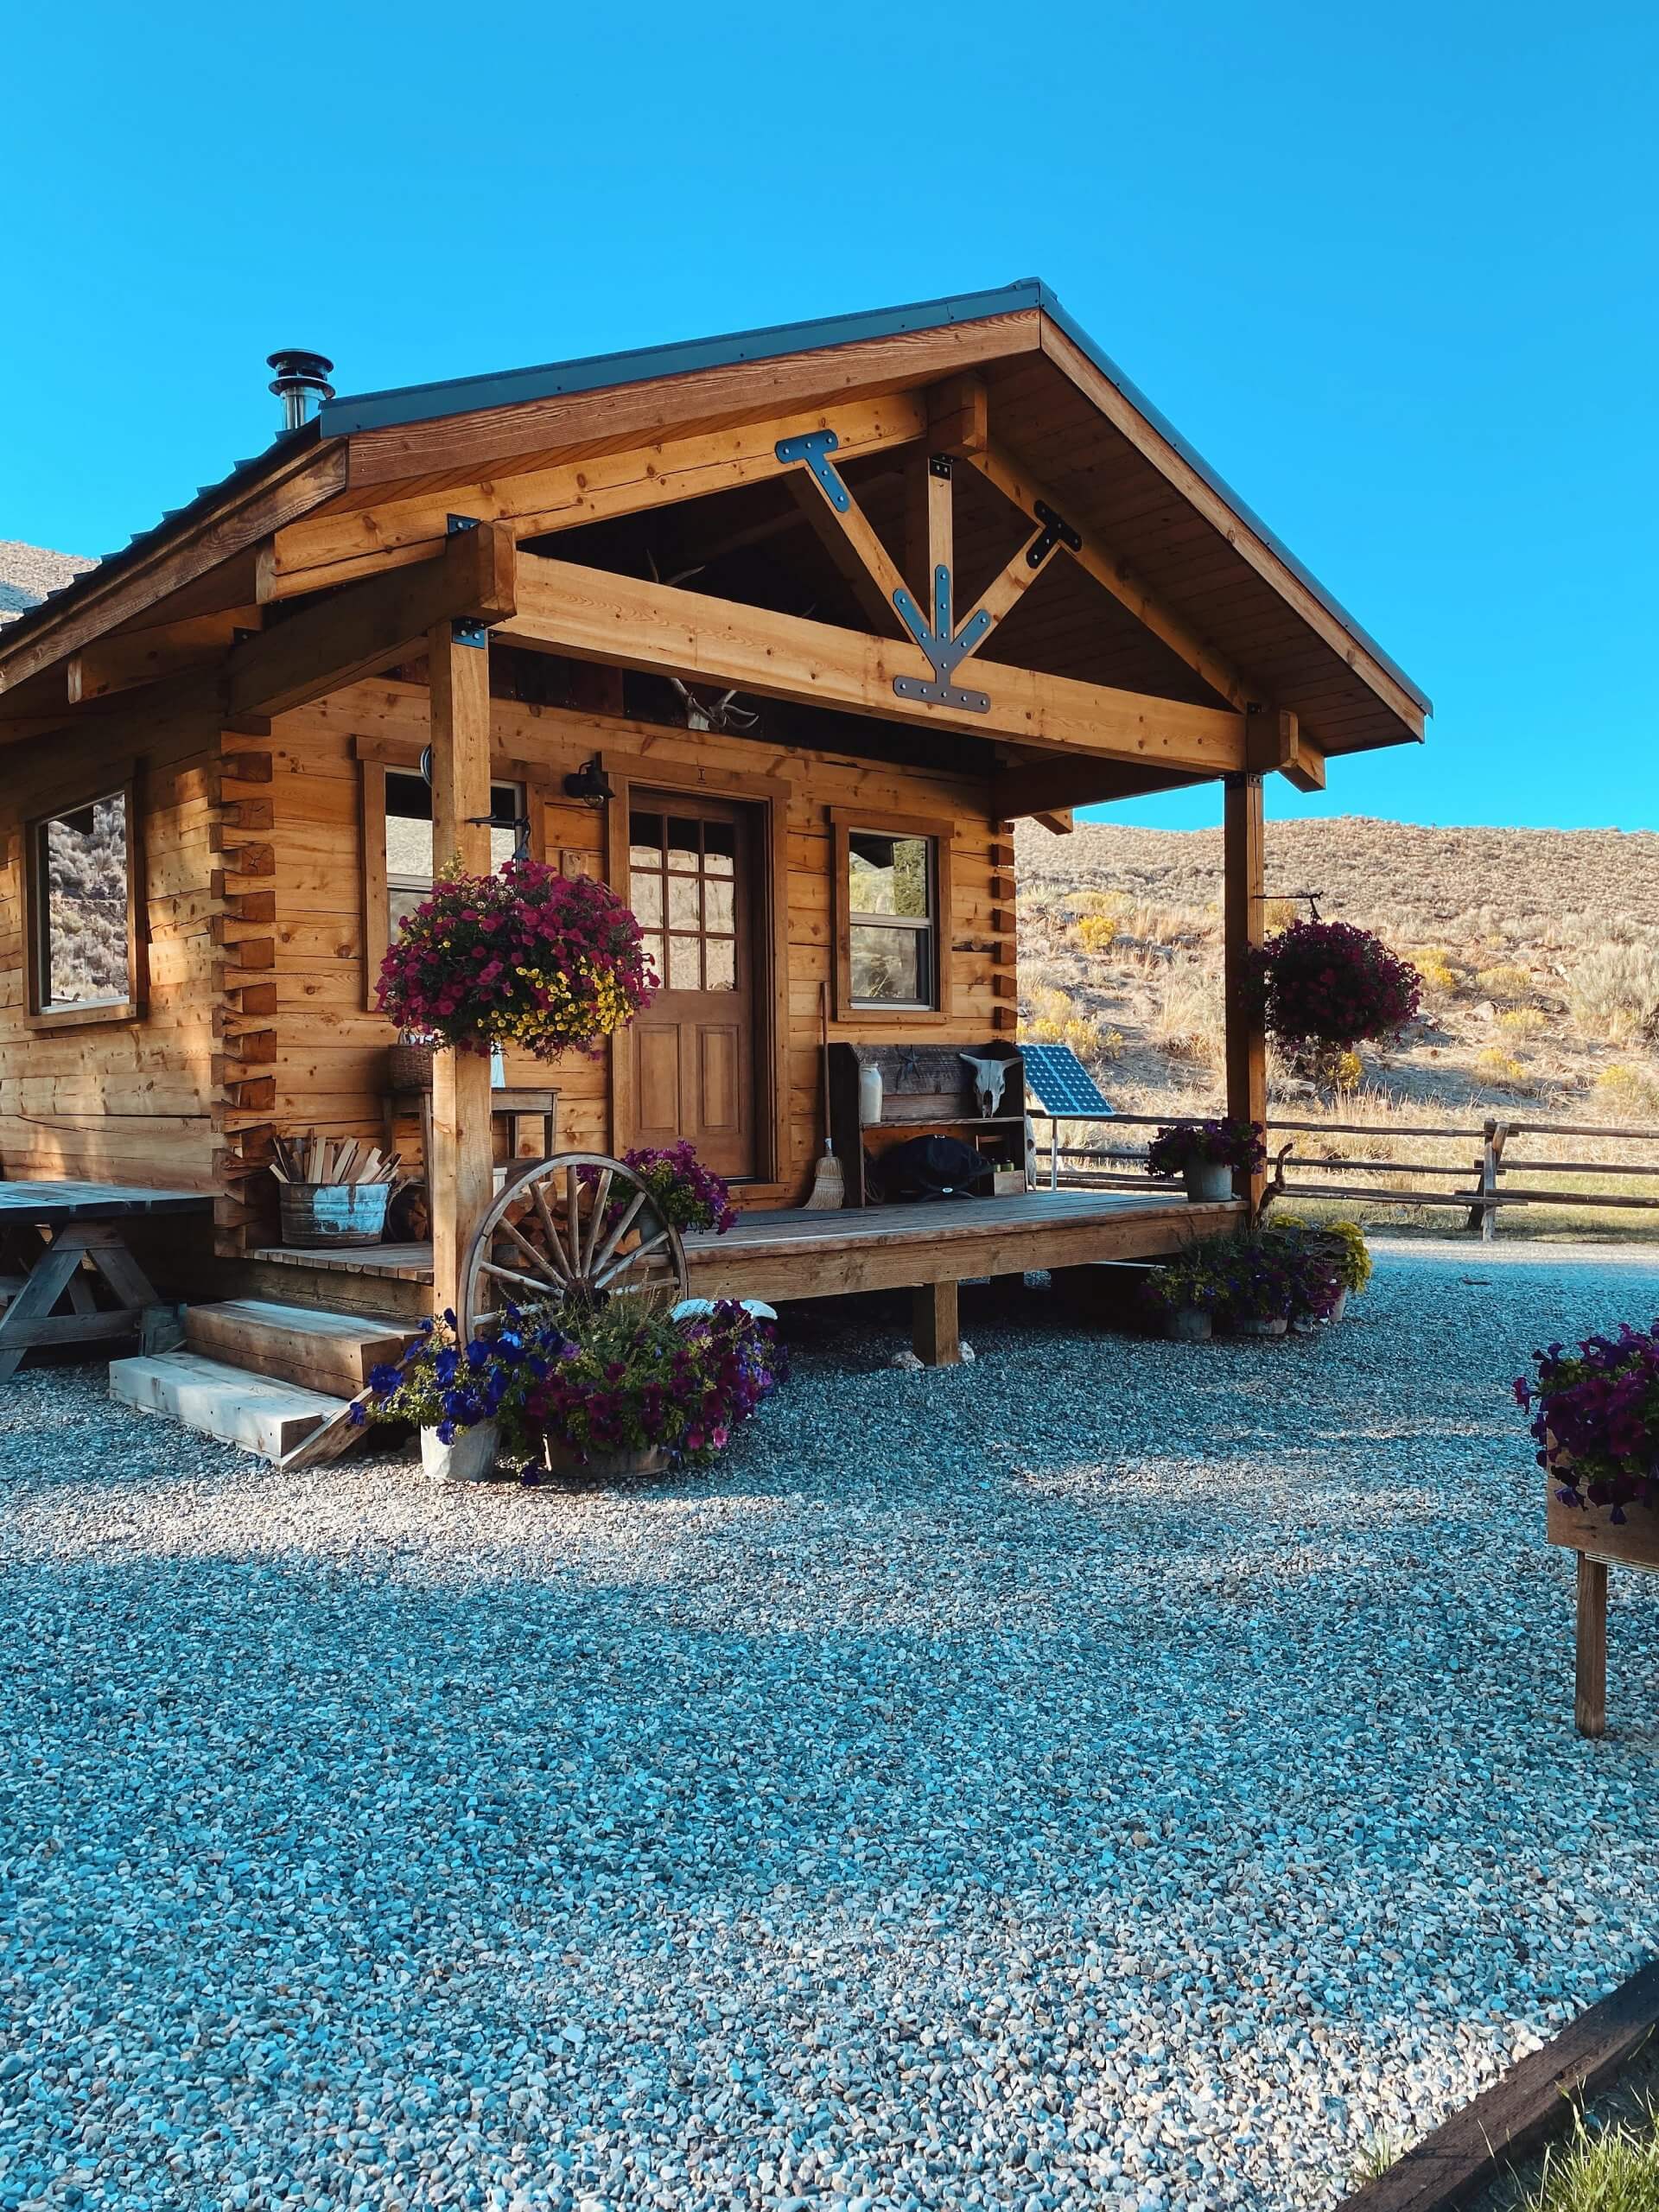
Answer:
[[257, 675, 1015, 1222], [0, 703, 235, 1224]]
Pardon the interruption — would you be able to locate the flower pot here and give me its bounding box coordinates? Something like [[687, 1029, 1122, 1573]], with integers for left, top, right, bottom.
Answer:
[[1165, 1305, 1212, 1343], [1235, 1315, 1288, 1338], [540, 1439, 671, 1479], [279, 1179, 392, 1249], [1328, 1287, 1349, 1324], [420, 1419, 499, 1484], [1182, 1160, 1235, 1204]]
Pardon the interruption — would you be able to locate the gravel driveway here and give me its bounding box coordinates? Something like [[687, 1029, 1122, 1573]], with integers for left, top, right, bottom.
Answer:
[[4, 1240, 1658, 2212]]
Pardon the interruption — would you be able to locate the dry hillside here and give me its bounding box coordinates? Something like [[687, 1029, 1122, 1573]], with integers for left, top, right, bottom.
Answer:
[[1015, 816, 1659, 1125], [0, 538, 94, 625]]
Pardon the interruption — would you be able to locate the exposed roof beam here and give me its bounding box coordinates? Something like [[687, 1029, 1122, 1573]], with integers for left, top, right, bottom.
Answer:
[[228, 522, 515, 719], [990, 757, 1208, 819], [501, 552, 1245, 777], [67, 611, 260, 702], [257, 392, 927, 605]]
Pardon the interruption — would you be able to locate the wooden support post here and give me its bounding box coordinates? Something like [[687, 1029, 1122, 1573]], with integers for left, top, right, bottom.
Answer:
[[912, 1279, 961, 1366], [428, 616, 498, 1323], [1576, 1554, 1608, 1738], [1223, 772, 1267, 1212]]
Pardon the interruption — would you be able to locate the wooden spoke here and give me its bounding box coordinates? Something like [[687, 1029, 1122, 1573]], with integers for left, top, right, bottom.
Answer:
[[461, 1152, 689, 1339]]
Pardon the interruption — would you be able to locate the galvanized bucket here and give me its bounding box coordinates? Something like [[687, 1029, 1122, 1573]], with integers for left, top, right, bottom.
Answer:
[[278, 1180, 393, 1249]]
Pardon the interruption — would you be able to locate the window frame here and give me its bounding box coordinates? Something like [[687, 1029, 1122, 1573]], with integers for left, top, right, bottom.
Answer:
[[22, 769, 148, 1031], [359, 753, 542, 1015], [830, 807, 953, 1024]]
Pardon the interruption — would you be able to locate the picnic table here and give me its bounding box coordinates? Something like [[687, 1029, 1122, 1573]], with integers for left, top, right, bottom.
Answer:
[[0, 1181, 212, 1381]]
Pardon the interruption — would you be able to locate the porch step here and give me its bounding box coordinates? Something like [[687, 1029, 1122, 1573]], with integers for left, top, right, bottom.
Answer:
[[185, 1299, 415, 1397], [111, 1351, 348, 1462]]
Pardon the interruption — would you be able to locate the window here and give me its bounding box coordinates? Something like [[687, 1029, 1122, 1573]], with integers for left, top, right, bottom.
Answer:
[[627, 807, 739, 992], [846, 828, 937, 1009], [384, 769, 524, 936], [27, 786, 140, 1021]]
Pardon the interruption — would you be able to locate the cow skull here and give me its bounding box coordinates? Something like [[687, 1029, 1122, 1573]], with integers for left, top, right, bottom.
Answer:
[[960, 1053, 1008, 1118]]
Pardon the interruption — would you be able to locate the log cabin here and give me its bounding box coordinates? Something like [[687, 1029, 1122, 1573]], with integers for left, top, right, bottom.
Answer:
[[0, 280, 1430, 1448]]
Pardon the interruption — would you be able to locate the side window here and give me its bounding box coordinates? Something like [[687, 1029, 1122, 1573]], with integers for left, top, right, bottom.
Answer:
[[846, 829, 937, 1010], [29, 787, 138, 1019]]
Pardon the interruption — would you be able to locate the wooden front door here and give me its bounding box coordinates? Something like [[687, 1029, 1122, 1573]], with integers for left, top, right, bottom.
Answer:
[[623, 795, 757, 1178]]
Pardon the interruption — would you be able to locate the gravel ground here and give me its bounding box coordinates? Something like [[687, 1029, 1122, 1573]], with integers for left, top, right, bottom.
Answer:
[[3, 1239, 1658, 2212]]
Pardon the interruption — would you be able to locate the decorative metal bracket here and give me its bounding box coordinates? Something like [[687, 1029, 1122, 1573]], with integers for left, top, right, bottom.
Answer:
[[451, 618, 488, 649], [889, 572, 991, 713], [773, 429, 851, 512], [1026, 499, 1082, 568]]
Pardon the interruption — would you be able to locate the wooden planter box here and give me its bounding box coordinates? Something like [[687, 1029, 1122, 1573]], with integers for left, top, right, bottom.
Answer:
[[1546, 1459, 1659, 1737]]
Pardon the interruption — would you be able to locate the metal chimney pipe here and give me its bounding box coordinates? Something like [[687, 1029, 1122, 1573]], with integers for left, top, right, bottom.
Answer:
[[266, 349, 335, 432]]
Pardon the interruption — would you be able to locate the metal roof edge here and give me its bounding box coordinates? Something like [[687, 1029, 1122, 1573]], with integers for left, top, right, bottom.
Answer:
[[315, 280, 1050, 437]]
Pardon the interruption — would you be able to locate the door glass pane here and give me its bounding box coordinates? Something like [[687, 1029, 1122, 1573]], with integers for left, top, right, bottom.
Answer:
[[389, 883, 429, 936], [706, 937, 736, 992], [703, 820, 736, 875], [630, 871, 663, 926], [488, 825, 518, 871], [849, 832, 931, 919], [629, 812, 663, 870], [668, 874, 701, 928], [704, 877, 734, 931], [386, 769, 435, 881], [488, 782, 522, 871], [641, 931, 664, 979], [668, 934, 702, 988], [666, 817, 701, 870], [850, 923, 925, 1005]]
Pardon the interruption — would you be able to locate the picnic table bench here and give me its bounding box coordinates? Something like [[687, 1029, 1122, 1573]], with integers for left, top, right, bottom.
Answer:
[[0, 1181, 211, 1380]]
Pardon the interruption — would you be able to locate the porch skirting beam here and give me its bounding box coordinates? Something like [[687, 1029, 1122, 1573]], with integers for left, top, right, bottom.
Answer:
[[428, 615, 499, 1322], [1223, 772, 1268, 1213], [502, 553, 1247, 778]]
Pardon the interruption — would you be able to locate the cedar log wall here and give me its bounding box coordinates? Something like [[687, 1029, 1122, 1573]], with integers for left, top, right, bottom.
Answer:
[[0, 700, 238, 1222], [258, 676, 1014, 1246]]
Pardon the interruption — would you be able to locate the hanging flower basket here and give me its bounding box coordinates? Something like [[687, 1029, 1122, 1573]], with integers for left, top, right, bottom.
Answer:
[[375, 858, 657, 1062], [1250, 919, 1421, 1050]]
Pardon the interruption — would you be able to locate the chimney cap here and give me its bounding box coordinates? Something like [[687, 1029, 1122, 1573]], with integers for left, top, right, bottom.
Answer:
[[266, 348, 335, 429]]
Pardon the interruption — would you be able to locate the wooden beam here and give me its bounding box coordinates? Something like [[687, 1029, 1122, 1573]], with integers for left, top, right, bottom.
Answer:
[[501, 552, 1246, 777], [427, 620, 496, 1325], [785, 470, 912, 639], [1033, 810, 1074, 835], [261, 393, 929, 604], [1246, 705, 1325, 791], [67, 611, 258, 703], [342, 308, 1043, 490], [968, 437, 1255, 713], [1040, 319, 1428, 737], [926, 374, 988, 458], [228, 521, 515, 718], [0, 444, 346, 696], [1224, 772, 1268, 1211]]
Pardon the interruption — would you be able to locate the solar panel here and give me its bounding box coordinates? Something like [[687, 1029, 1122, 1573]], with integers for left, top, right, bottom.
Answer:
[[1018, 1042, 1115, 1120]]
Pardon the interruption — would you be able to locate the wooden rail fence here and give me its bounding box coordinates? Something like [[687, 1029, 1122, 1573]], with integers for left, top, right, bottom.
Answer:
[[1031, 1111, 1659, 1238]]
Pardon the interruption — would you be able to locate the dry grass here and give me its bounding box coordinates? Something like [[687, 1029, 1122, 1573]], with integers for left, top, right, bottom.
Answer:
[[1014, 816, 1659, 1240]]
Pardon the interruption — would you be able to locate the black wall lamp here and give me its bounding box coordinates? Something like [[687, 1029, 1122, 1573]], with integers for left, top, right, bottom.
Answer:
[[563, 757, 614, 810]]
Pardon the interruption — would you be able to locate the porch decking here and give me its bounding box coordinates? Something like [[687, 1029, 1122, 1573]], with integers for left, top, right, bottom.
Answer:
[[247, 1189, 1243, 1362]]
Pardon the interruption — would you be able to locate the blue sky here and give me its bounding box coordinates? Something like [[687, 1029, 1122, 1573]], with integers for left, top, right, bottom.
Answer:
[[4, 0, 1653, 833]]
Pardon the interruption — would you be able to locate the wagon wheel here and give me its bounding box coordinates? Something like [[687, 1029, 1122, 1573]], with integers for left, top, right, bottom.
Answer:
[[461, 1151, 688, 1337]]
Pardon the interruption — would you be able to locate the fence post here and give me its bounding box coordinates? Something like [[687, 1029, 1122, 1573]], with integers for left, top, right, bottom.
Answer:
[[1475, 1119, 1510, 1241]]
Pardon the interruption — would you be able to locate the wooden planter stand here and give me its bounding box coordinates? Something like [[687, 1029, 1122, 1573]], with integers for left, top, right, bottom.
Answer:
[[1546, 1487, 1659, 1737]]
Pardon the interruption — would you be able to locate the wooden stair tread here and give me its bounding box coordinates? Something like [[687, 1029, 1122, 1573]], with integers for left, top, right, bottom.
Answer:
[[185, 1299, 416, 1396], [111, 1351, 348, 1463]]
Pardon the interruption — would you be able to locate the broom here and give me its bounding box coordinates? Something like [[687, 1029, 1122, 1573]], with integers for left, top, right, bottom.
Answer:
[[804, 980, 844, 1209]]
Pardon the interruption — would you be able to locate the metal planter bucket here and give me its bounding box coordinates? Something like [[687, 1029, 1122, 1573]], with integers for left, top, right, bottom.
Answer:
[[278, 1180, 393, 1249], [1182, 1160, 1235, 1203]]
